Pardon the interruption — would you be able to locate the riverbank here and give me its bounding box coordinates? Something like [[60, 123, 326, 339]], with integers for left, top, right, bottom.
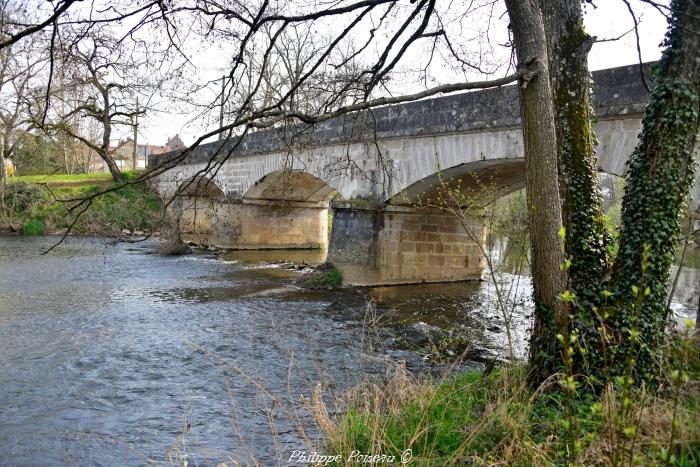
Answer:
[[0, 172, 161, 237], [317, 346, 700, 465]]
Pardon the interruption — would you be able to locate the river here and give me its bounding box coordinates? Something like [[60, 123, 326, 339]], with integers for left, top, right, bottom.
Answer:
[[0, 235, 696, 465]]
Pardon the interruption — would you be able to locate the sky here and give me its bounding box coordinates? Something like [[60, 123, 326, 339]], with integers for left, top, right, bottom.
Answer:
[[129, 1, 671, 147]]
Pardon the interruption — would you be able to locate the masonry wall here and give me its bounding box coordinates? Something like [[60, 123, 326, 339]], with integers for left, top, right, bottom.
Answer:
[[328, 203, 486, 285], [211, 200, 329, 249], [174, 196, 217, 244]]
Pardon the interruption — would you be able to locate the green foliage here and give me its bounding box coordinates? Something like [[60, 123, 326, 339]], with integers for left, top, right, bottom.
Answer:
[[20, 218, 45, 235], [11, 134, 60, 175], [1, 175, 161, 236], [323, 364, 700, 465], [1, 181, 44, 215], [490, 188, 528, 237], [297, 263, 343, 289], [607, 0, 699, 385], [70, 183, 161, 233]]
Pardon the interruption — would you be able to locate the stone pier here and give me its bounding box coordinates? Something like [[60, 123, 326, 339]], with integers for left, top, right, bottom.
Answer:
[[179, 198, 329, 249], [327, 201, 486, 285], [174, 195, 218, 245], [211, 199, 329, 249]]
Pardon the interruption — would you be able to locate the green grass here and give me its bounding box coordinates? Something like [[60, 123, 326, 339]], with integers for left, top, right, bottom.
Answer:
[[320, 363, 700, 466], [1, 173, 161, 236], [20, 218, 45, 235], [11, 172, 114, 184], [339, 371, 484, 458], [10, 170, 145, 185]]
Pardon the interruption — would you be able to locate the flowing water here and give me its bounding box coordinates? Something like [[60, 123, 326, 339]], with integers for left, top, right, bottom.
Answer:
[[0, 235, 696, 465]]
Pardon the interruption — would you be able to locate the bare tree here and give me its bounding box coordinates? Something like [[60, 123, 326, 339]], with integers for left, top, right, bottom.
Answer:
[[0, 3, 45, 164], [41, 27, 154, 180]]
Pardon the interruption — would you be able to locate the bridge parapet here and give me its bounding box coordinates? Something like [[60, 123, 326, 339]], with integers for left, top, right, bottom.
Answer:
[[150, 63, 652, 171]]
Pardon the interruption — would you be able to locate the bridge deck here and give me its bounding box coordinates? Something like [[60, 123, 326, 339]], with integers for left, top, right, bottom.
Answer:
[[149, 63, 652, 168]]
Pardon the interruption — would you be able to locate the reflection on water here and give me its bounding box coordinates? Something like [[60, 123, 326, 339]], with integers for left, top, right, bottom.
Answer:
[[0, 235, 696, 465], [368, 275, 534, 361], [485, 234, 530, 275], [488, 234, 698, 320]]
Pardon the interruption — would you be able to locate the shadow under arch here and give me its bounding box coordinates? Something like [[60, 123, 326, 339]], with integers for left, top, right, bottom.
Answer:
[[176, 174, 226, 199], [243, 169, 339, 204], [388, 159, 525, 206], [323, 158, 528, 285]]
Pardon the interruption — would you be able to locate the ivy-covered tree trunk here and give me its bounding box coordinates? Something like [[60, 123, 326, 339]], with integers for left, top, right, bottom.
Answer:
[[539, 0, 610, 377], [504, 0, 567, 386], [609, 0, 700, 384]]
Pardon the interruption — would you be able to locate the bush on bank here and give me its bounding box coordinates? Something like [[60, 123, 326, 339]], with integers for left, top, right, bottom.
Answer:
[[297, 262, 344, 289], [0, 173, 161, 236], [318, 333, 700, 466]]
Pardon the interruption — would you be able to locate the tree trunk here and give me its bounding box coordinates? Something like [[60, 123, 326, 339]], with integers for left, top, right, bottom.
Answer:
[[101, 149, 124, 181], [0, 134, 6, 223], [610, 0, 700, 384], [539, 0, 610, 376], [100, 84, 123, 182], [0, 134, 6, 192], [505, 0, 566, 385]]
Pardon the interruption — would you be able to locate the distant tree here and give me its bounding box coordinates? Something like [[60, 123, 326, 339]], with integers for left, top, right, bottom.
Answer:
[[41, 22, 163, 181], [39, 29, 149, 181], [0, 0, 77, 51], [11, 133, 58, 175], [0, 2, 45, 163]]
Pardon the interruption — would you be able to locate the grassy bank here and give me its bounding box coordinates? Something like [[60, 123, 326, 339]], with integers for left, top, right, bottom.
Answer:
[[317, 337, 700, 465], [11, 172, 114, 185], [0, 172, 162, 236]]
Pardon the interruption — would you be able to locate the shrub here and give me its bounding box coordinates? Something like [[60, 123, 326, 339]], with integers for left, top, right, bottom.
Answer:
[[21, 218, 45, 235], [296, 262, 343, 289], [2, 181, 44, 215]]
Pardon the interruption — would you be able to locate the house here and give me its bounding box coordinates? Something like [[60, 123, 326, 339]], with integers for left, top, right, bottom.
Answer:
[[96, 134, 186, 172]]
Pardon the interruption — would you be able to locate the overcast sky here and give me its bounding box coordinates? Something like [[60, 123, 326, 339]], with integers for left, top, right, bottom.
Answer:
[[130, 1, 670, 147]]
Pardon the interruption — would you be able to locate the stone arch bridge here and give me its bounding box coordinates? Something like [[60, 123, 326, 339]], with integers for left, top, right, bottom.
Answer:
[[151, 63, 700, 285]]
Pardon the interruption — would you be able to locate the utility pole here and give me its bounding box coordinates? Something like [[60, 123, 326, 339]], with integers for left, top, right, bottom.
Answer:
[[218, 75, 225, 141], [0, 134, 6, 190], [132, 97, 139, 171]]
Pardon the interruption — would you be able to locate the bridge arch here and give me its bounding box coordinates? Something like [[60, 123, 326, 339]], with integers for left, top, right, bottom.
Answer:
[[207, 169, 339, 250], [176, 174, 226, 199], [243, 169, 339, 204], [387, 158, 526, 206]]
